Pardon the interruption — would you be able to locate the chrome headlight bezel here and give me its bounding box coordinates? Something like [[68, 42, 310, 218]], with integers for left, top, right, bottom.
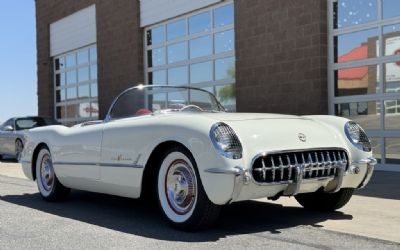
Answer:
[[210, 122, 243, 159], [344, 121, 372, 152]]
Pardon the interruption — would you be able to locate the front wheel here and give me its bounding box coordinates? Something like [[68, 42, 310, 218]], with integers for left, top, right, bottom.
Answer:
[[157, 146, 221, 230], [36, 147, 70, 201], [295, 188, 354, 211]]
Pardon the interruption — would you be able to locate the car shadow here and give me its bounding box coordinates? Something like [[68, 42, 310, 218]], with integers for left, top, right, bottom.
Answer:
[[0, 190, 353, 242]]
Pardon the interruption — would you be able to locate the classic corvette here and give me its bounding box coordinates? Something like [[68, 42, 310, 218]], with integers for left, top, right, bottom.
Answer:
[[21, 85, 377, 230], [0, 116, 58, 161]]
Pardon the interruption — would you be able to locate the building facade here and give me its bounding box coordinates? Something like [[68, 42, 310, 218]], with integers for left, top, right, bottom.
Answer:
[[35, 0, 400, 171]]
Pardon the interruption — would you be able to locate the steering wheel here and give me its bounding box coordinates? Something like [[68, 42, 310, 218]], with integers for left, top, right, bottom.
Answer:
[[179, 105, 204, 112]]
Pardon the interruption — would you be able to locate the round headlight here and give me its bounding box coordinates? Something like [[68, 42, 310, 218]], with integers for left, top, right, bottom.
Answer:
[[344, 121, 371, 152], [210, 123, 242, 159]]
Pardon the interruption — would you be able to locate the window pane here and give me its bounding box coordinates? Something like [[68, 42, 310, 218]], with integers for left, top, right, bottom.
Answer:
[[147, 26, 165, 46], [383, 23, 400, 57], [215, 29, 235, 54], [89, 47, 97, 61], [216, 84, 236, 112], [168, 66, 188, 85], [148, 47, 166, 67], [60, 72, 65, 86], [77, 49, 89, 65], [383, 0, 400, 19], [149, 70, 166, 85], [384, 62, 400, 93], [56, 106, 63, 119], [78, 67, 89, 82], [334, 0, 377, 28], [335, 65, 378, 96], [386, 138, 400, 164], [91, 83, 98, 98], [214, 4, 234, 28], [335, 101, 381, 130], [215, 57, 235, 80], [55, 58, 62, 71], [66, 104, 78, 119], [190, 35, 212, 59], [167, 42, 187, 64], [370, 138, 382, 163], [66, 71, 76, 85], [90, 65, 97, 80], [336, 28, 378, 63], [90, 102, 99, 118], [56, 90, 61, 102], [78, 102, 91, 118], [190, 61, 213, 84], [55, 74, 61, 87], [66, 53, 76, 67], [189, 12, 211, 34], [167, 19, 186, 40], [67, 87, 77, 100], [78, 84, 90, 98], [384, 100, 400, 129], [60, 89, 66, 101]]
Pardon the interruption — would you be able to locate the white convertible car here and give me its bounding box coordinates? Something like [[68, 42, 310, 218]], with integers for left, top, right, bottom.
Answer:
[[21, 85, 377, 230]]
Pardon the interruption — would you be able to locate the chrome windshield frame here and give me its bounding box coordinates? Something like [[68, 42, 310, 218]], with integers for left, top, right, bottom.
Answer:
[[104, 84, 226, 122]]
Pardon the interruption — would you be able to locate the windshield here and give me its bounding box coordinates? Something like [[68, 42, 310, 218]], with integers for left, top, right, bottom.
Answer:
[[108, 85, 225, 120], [15, 117, 58, 130]]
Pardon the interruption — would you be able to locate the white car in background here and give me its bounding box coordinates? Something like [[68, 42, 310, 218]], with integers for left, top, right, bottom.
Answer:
[[21, 85, 377, 230]]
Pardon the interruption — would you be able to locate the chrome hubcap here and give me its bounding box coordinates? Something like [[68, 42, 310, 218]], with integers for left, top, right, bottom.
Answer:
[[40, 154, 54, 191], [165, 160, 197, 215]]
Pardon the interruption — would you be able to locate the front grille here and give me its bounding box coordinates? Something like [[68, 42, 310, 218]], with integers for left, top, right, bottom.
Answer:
[[252, 149, 348, 184]]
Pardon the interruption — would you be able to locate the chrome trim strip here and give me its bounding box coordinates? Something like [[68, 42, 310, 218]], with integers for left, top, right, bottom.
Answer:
[[204, 167, 241, 174], [53, 162, 97, 166], [20, 160, 31, 164], [99, 163, 144, 169], [53, 161, 144, 169]]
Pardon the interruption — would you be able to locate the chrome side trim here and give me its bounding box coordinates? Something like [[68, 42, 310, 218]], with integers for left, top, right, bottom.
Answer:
[[53, 161, 144, 169], [204, 167, 242, 174], [20, 160, 31, 164]]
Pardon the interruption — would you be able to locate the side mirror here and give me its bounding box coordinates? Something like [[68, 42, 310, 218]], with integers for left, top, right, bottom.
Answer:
[[4, 125, 14, 131]]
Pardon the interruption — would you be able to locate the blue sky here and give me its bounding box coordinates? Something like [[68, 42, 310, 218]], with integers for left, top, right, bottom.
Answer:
[[0, 1, 37, 123]]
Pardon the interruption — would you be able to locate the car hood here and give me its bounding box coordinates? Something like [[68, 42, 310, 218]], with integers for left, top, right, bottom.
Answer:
[[203, 113, 347, 157]]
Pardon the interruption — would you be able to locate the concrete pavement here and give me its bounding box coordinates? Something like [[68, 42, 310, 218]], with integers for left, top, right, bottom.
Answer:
[[1, 161, 399, 247]]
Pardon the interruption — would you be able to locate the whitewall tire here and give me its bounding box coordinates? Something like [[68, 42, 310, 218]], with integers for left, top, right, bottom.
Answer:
[[157, 146, 221, 230], [36, 147, 70, 201]]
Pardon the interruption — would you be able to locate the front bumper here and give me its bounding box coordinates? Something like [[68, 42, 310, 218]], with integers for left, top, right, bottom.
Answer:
[[205, 157, 377, 203]]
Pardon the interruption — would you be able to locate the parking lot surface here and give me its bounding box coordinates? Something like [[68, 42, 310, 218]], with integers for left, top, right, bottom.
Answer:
[[0, 161, 399, 249]]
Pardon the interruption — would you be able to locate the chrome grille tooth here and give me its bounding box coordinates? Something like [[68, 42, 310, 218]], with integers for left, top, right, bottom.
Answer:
[[321, 152, 326, 176], [308, 153, 313, 178], [301, 153, 306, 178], [315, 152, 320, 177], [271, 156, 276, 182], [333, 152, 338, 175], [279, 156, 284, 181], [261, 157, 267, 181], [287, 155, 292, 180], [327, 151, 332, 175]]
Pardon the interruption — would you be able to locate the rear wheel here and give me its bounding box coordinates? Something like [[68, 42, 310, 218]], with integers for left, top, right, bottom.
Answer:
[[157, 146, 221, 230], [295, 188, 354, 211], [15, 139, 23, 162], [36, 147, 70, 201]]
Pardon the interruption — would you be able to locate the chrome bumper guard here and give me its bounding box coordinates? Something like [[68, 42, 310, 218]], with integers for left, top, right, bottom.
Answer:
[[355, 157, 377, 189]]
